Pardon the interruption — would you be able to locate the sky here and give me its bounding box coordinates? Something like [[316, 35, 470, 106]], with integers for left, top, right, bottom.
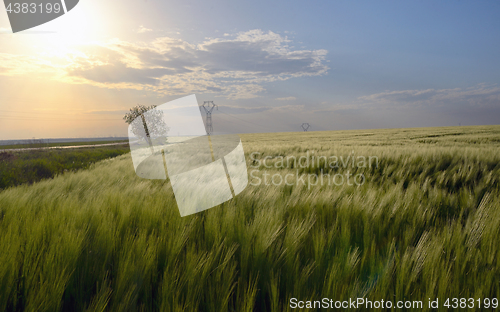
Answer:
[[0, 0, 499, 139]]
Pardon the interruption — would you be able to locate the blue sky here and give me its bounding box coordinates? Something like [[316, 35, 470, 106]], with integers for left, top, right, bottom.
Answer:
[[0, 0, 499, 138]]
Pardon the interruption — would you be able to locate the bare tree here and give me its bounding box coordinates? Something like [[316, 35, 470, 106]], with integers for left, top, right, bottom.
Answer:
[[124, 105, 169, 150]]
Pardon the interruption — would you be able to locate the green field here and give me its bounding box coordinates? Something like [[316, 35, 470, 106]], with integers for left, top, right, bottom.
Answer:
[[0, 144, 130, 190], [0, 125, 499, 311]]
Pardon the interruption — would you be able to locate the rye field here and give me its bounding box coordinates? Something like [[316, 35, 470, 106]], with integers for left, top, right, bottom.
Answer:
[[0, 125, 499, 311]]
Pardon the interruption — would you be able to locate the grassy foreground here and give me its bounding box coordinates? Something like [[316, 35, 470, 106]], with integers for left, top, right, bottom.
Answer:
[[0, 125, 499, 311]]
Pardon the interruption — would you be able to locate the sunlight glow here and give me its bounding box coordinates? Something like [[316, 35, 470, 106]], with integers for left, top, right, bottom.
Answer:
[[17, 0, 110, 57]]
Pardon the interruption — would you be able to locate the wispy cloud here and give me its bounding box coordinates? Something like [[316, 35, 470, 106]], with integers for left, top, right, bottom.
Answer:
[[0, 29, 329, 100], [86, 109, 127, 115], [357, 84, 500, 109], [136, 25, 152, 33], [0, 52, 64, 76], [218, 105, 271, 114], [310, 84, 500, 116], [275, 96, 296, 101], [269, 104, 305, 112]]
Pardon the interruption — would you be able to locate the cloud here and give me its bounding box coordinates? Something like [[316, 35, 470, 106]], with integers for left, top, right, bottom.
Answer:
[[136, 25, 152, 33], [86, 109, 127, 115], [0, 52, 64, 76], [0, 29, 328, 99], [275, 96, 296, 101], [269, 104, 305, 112], [358, 84, 500, 109], [310, 84, 500, 116], [218, 106, 271, 114]]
